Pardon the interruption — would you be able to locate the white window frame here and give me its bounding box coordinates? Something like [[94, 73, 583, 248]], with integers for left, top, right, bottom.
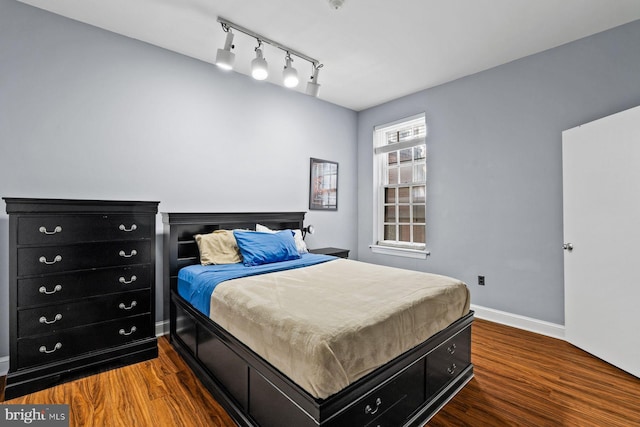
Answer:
[[370, 113, 430, 259]]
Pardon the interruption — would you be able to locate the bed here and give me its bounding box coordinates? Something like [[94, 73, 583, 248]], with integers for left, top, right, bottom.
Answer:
[[163, 211, 474, 427]]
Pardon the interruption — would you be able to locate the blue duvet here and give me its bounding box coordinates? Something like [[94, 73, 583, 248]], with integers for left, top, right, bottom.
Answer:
[[178, 253, 336, 316]]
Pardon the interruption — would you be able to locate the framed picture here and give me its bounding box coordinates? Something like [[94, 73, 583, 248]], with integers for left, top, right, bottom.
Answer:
[[309, 158, 338, 210]]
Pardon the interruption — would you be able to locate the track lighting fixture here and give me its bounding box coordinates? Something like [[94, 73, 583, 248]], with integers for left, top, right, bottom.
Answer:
[[215, 17, 323, 97], [282, 53, 299, 88], [306, 64, 322, 97], [251, 41, 269, 80], [215, 26, 235, 70]]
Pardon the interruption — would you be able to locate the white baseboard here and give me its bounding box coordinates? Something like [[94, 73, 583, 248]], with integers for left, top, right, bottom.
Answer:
[[156, 320, 169, 337], [0, 356, 8, 376], [471, 304, 565, 340]]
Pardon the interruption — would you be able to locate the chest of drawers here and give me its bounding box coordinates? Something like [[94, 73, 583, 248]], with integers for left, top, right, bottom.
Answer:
[[3, 198, 159, 399]]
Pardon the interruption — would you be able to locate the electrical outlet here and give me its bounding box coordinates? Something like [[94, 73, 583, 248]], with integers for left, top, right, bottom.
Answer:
[[478, 275, 485, 286]]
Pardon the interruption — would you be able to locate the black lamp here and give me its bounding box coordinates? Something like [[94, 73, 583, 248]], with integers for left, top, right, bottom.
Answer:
[[302, 224, 315, 239]]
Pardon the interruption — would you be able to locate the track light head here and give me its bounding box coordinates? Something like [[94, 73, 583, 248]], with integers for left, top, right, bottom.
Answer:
[[251, 45, 269, 80], [283, 54, 299, 88], [215, 29, 235, 70], [306, 64, 321, 97]]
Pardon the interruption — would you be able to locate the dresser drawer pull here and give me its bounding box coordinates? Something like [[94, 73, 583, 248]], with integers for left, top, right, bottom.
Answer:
[[119, 275, 137, 284], [39, 342, 62, 354], [39, 284, 63, 294], [447, 343, 457, 354], [119, 224, 138, 232], [364, 397, 382, 415], [39, 225, 63, 235], [119, 249, 138, 258], [447, 363, 457, 375], [119, 301, 138, 310], [39, 255, 62, 265], [39, 314, 63, 324], [119, 326, 137, 336]]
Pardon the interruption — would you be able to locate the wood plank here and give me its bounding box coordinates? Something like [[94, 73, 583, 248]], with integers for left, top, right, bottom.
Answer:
[[2, 320, 639, 426]]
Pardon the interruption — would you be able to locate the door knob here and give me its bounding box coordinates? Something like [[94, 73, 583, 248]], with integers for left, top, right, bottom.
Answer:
[[563, 243, 574, 251]]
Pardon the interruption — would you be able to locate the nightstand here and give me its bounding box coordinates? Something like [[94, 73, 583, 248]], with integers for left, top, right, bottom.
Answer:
[[309, 247, 350, 258]]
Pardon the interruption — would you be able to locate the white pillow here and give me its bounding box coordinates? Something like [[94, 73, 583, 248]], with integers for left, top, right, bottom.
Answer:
[[256, 223, 308, 254]]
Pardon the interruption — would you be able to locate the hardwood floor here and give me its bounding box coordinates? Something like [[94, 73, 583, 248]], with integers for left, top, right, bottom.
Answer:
[[2, 319, 639, 426]]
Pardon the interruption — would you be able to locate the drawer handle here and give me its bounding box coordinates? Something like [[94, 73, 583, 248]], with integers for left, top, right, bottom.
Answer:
[[119, 249, 138, 258], [447, 343, 457, 354], [119, 224, 138, 232], [119, 326, 137, 336], [447, 363, 457, 375], [364, 397, 382, 415], [39, 342, 62, 354], [39, 225, 63, 235], [119, 301, 138, 310], [119, 275, 137, 284], [39, 284, 63, 295], [39, 255, 62, 265], [39, 313, 63, 324]]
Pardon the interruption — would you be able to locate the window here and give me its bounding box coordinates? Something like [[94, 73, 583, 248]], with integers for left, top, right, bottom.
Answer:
[[372, 114, 429, 258]]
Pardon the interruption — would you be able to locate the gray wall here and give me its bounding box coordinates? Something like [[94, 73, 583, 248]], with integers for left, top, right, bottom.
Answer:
[[357, 19, 640, 325], [0, 0, 358, 363]]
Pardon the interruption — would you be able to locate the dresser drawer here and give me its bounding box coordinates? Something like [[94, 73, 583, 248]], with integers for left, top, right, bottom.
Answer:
[[426, 326, 471, 397], [16, 314, 152, 369], [18, 289, 151, 337], [17, 264, 151, 307], [18, 240, 151, 276], [17, 214, 153, 245], [327, 361, 425, 427]]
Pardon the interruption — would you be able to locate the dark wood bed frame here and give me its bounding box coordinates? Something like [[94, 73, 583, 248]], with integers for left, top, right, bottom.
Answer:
[[163, 211, 474, 427]]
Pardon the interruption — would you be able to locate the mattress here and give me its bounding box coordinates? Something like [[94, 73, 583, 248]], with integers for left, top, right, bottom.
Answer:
[[200, 258, 470, 399]]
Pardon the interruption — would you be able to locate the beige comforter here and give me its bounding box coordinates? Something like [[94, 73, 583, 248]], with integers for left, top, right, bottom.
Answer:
[[209, 258, 470, 399]]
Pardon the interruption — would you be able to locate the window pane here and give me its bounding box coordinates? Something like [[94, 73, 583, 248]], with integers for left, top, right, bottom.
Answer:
[[414, 163, 426, 182], [384, 206, 396, 222], [413, 225, 426, 243], [385, 187, 396, 203], [399, 225, 410, 242], [399, 165, 412, 183], [413, 205, 425, 222], [388, 167, 398, 185], [414, 145, 426, 160], [412, 186, 426, 203], [387, 152, 397, 165], [384, 225, 396, 240], [399, 148, 412, 163], [398, 187, 410, 203], [398, 205, 410, 223]]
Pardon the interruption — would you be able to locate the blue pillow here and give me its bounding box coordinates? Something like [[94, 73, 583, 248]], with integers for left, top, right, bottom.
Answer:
[[233, 230, 301, 266]]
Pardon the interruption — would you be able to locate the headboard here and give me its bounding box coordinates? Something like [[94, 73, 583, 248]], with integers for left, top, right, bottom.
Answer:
[[161, 212, 306, 318]]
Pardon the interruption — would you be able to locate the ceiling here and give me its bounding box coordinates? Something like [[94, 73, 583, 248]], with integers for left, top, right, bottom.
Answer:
[[16, 0, 640, 111]]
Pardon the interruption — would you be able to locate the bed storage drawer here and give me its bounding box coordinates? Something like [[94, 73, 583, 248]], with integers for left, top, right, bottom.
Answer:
[[326, 360, 425, 427], [426, 326, 471, 397], [249, 369, 318, 427], [198, 327, 249, 410]]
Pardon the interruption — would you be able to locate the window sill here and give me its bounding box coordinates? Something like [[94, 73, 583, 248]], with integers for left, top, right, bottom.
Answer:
[[369, 244, 430, 259]]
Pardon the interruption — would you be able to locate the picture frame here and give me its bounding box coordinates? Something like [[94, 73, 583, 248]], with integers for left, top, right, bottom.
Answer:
[[309, 158, 338, 210]]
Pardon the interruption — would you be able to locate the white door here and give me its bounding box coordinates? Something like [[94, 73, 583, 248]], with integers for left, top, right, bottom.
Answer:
[[562, 105, 640, 378]]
